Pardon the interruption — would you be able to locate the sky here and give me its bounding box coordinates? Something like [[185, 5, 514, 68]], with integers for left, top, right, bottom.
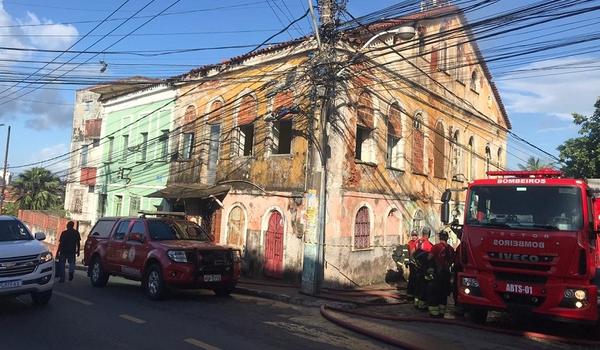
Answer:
[[0, 0, 598, 174]]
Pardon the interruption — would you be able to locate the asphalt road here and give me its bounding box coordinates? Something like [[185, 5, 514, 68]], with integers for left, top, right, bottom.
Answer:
[[0, 270, 391, 350]]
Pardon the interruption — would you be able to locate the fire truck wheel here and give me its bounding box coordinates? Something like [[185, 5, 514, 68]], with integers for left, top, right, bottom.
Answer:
[[90, 257, 109, 287], [466, 308, 488, 324], [143, 264, 167, 300], [213, 284, 235, 297]]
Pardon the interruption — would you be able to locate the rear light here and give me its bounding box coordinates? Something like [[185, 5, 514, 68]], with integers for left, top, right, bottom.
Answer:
[[578, 249, 587, 275]]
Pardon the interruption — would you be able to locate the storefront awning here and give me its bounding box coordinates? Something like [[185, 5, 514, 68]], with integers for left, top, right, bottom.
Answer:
[[147, 183, 230, 200]]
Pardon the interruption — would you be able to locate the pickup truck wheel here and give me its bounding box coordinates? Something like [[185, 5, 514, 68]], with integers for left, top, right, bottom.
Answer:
[[213, 284, 235, 297], [144, 264, 166, 300], [31, 290, 52, 306], [90, 258, 109, 287]]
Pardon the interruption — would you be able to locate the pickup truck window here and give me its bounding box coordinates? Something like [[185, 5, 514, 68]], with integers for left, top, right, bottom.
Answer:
[[130, 221, 145, 235], [91, 220, 117, 238], [0, 221, 32, 241], [114, 221, 130, 240], [148, 220, 210, 241]]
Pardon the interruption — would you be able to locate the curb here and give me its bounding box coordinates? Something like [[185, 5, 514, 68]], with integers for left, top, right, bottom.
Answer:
[[235, 285, 357, 309]]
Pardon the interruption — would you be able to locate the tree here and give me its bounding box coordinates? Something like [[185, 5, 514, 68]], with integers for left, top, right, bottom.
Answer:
[[10, 167, 64, 211], [517, 157, 553, 171], [558, 97, 600, 178]]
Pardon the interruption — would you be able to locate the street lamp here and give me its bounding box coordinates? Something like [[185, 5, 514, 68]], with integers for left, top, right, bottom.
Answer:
[[360, 25, 416, 50], [0, 123, 11, 215]]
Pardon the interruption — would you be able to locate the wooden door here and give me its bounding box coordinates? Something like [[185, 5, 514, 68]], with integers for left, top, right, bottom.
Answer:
[[227, 207, 244, 247], [264, 211, 284, 278]]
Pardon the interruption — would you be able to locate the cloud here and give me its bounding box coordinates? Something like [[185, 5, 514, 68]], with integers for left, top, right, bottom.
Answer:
[[498, 57, 600, 121], [26, 143, 69, 173], [0, 2, 80, 130]]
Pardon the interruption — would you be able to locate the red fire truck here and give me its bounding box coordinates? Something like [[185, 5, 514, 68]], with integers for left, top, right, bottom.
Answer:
[[441, 169, 600, 323]]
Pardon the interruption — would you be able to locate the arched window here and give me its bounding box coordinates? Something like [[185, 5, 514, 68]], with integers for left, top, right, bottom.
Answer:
[[433, 121, 445, 178], [456, 42, 465, 82], [181, 105, 196, 160], [271, 90, 294, 155], [497, 147, 503, 170], [356, 91, 375, 162], [417, 25, 426, 55], [387, 102, 403, 169], [237, 94, 257, 156], [206, 100, 223, 184], [354, 206, 371, 249], [439, 40, 447, 71], [226, 206, 245, 247], [412, 209, 424, 233], [387, 208, 401, 242], [412, 113, 425, 174], [451, 130, 462, 179], [470, 70, 480, 92], [485, 144, 492, 172], [468, 136, 475, 180]]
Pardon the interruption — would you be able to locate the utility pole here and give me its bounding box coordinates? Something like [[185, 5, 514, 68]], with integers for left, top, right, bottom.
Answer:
[[0, 125, 11, 214], [301, 0, 339, 295]]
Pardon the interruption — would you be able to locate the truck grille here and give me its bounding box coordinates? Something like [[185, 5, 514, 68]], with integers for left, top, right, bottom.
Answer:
[[0, 254, 39, 277], [192, 250, 232, 274], [490, 261, 551, 272], [494, 272, 547, 284]]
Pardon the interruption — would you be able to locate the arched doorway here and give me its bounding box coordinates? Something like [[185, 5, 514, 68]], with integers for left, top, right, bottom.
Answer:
[[264, 211, 284, 278], [226, 206, 245, 247]]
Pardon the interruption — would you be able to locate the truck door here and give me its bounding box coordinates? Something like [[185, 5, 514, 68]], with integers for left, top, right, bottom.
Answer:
[[122, 220, 149, 279], [106, 220, 130, 273]]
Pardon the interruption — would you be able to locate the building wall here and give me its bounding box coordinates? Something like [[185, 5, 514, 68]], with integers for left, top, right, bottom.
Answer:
[[99, 85, 176, 216]]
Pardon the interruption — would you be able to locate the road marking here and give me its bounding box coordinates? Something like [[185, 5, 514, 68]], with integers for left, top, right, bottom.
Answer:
[[119, 314, 146, 324], [53, 291, 94, 306], [184, 338, 221, 350]]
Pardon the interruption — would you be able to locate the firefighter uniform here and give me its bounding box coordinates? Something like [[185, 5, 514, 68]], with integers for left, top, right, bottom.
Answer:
[[413, 229, 433, 310], [406, 231, 419, 299], [426, 232, 455, 318]]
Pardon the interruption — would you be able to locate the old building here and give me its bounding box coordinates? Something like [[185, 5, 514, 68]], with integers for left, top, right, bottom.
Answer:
[[63, 78, 162, 236]]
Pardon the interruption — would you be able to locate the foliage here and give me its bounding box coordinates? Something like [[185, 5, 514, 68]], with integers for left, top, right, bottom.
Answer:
[[558, 97, 600, 178], [3, 202, 18, 217], [10, 167, 64, 211], [517, 157, 553, 171]]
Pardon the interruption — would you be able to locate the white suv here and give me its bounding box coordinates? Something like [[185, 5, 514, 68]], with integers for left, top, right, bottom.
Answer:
[[0, 216, 54, 305]]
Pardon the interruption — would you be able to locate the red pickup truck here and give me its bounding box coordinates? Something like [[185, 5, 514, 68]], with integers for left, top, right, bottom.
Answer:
[[83, 213, 241, 300]]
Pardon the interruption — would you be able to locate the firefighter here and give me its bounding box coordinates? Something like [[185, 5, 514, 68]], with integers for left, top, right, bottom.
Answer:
[[405, 230, 419, 300], [426, 230, 455, 318], [413, 226, 433, 310]]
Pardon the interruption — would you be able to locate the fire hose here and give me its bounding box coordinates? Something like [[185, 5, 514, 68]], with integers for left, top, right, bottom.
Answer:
[[320, 304, 600, 349]]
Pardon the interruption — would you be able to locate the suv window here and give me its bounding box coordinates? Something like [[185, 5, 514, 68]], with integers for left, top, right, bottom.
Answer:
[[114, 220, 130, 240], [91, 219, 118, 238], [0, 220, 32, 242]]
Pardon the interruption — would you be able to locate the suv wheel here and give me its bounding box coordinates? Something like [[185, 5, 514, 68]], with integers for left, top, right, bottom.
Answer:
[[90, 257, 109, 287], [31, 290, 52, 306], [213, 284, 235, 297], [144, 264, 166, 300]]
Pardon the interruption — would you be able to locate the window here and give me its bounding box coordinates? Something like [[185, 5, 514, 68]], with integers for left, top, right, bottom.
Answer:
[[92, 139, 100, 148], [0, 220, 32, 242], [468, 136, 476, 180], [272, 90, 294, 155], [122, 135, 129, 162], [71, 189, 83, 214], [80, 144, 88, 166], [139, 133, 148, 162], [182, 132, 194, 160], [386, 103, 403, 169], [412, 114, 425, 174], [387, 209, 401, 237], [148, 220, 210, 241], [129, 196, 140, 216], [485, 144, 492, 172], [418, 25, 426, 55], [470, 70, 480, 92], [130, 221, 145, 235], [114, 195, 123, 216], [497, 147, 503, 169], [354, 206, 371, 249], [412, 209, 424, 233], [355, 91, 374, 162], [433, 121, 445, 179], [113, 220, 129, 240], [456, 42, 465, 82], [107, 137, 114, 162], [439, 41, 447, 71], [90, 219, 118, 239], [159, 130, 169, 161], [451, 130, 462, 179], [237, 94, 257, 156]]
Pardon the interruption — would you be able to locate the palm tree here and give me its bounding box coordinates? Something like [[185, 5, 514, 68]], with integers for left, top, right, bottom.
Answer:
[[10, 167, 64, 211], [517, 157, 553, 171]]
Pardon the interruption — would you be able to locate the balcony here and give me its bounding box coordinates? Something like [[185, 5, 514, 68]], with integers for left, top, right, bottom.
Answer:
[[84, 119, 102, 139], [80, 167, 97, 186]]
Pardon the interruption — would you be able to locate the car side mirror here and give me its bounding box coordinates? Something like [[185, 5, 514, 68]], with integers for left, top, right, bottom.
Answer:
[[34, 232, 46, 241], [92, 231, 100, 236], [129, 233, 144, 243]]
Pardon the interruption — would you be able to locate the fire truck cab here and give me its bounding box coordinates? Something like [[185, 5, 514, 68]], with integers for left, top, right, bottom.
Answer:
[[442, 169, 600, 323]]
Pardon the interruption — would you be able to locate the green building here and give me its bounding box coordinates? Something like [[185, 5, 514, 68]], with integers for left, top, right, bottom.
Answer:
[[98, 84, 177, 217]]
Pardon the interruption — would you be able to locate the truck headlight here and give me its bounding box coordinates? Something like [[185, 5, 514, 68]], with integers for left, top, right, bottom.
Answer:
[[564, 288, 587, 300], [167, 250, 187, 263], [462, 277, 479, 288], [39, 252, 53, 263]]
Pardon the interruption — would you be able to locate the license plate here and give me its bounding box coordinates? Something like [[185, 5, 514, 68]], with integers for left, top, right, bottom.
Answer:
[[505, 283, 533, 295], [203, 274, 221, 282], [0, 280, 22, 289]]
